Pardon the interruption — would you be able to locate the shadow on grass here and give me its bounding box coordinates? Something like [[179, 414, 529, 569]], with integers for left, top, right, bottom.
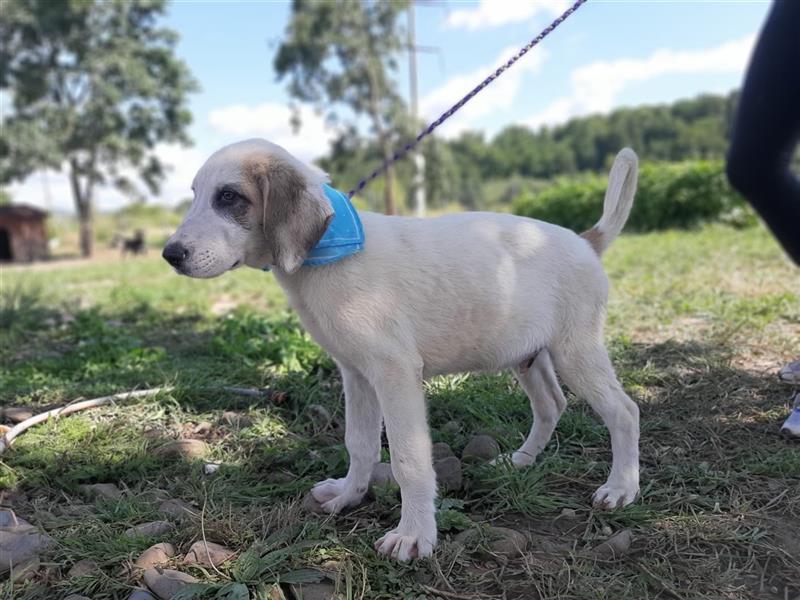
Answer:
[[2, 290, 799, 599]]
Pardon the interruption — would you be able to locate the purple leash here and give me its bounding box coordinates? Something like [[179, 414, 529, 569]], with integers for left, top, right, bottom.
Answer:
[[348, 0, 589, 199]]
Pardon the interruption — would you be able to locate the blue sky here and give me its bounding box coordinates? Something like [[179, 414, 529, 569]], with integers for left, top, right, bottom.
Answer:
[[9, 0, 772, 212]]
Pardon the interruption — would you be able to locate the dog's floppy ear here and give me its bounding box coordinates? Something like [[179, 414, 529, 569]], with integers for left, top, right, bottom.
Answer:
[[251, 157, 333, 273]]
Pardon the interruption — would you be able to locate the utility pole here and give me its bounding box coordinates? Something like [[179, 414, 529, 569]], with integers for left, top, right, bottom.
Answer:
[[408, 1, 426, 217]]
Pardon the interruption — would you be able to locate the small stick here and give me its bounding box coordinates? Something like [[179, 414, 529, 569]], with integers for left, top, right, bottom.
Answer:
[[0, 387, 171, 456], [0, 384, 282, 456], [420, 586, 484, 600], [221, 386, 272, 399]]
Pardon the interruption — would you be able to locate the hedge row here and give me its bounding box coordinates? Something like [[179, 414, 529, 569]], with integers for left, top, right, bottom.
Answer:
[[511, 160, 756, 232]]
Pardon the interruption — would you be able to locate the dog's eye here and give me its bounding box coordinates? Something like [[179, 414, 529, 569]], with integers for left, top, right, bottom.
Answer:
[[218, 190, 238, 205]]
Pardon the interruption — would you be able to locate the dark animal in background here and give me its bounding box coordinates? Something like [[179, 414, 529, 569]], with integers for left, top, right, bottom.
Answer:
[[111, 230, 146, 256]]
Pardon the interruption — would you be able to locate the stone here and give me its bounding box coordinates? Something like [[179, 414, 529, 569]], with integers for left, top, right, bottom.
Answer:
[[462, 434, 500, 462], [441, 420, 462, 434], [64, 595, 92, 600], [301, 493, 326, 515], [154, 439, 208, 459], [0, 491, 27, 507], [268, 585, 288, 600], [141, 488, 171, 503], [124, 521, 174, 538], [591, 529, 632, 560], [369, 463, 397, 487], [289, 581, 341, 600], [0, 509, 54, 575], [143, 568, 198, 600], [266, 471, 295, 484], [9, 556, 39, 583], [182, 541, 235, 568], [320, 560, 342, 572], [453, 528, 475, 545], [221, 411, 252, 428], [454, 526, 528, 558], [128, 590, 157, 600], [307, 404, 332, 428], [79, 483, 122, 501], [134, 543, 176, 570], [211, 296, 238, 316], [1, 407, 34, 424], [432, 442, 454, 461], [486, 527, 528, 558], [157, 499, 198, 522], [67, 558, 98, 578], [203, 462, 221, 475], [193, 421, 213, 435], [433, 456, 463, 492]]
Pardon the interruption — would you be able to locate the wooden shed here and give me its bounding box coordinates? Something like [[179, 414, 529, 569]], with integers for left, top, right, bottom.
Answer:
[[0, 205, 49, 263]]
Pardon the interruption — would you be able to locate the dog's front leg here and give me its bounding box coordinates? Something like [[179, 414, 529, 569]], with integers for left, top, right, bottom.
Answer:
[[371, 363, 437, 561], [312, 367, 381, 513]]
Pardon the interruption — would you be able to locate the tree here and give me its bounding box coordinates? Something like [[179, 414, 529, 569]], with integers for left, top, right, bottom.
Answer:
[[423, 136, 459, 209], [275, 0, 409, 215], [0, 0, 196, 256]]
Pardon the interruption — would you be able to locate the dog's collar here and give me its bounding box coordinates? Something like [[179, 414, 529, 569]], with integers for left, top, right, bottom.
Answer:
[[262, 184, 365, 271]]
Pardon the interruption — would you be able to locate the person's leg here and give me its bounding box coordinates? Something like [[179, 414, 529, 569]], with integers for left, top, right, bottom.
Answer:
[[727, 1, 800, 436], [726, 0, 800, 265]]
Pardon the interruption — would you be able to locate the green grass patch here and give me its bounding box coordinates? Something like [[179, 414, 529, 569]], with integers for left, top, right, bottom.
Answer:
[[1, 224, 798, 598]]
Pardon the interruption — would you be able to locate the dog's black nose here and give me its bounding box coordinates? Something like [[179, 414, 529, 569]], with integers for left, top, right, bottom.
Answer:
[[162, 241, 189, 268]]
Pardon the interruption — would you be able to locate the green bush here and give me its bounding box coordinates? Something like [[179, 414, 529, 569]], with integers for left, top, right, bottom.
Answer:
[[512, 160, 756, 232]]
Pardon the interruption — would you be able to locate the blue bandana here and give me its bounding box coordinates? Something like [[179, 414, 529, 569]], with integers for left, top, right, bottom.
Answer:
[[264, 184, 365, 270]]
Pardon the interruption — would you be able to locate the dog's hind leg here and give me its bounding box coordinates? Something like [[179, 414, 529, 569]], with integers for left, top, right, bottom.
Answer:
[[506, 349, 566, 467], [312, 366, 381, 513], [552, 339, 640, 509]]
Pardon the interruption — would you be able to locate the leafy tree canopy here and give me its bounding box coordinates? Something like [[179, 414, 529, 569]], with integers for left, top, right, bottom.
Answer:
[[0, 0, 197, 255], [275, 0, 410, 214]]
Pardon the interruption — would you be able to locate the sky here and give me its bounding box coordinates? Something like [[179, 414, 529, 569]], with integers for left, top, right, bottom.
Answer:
[[6, 0, 773, 213]]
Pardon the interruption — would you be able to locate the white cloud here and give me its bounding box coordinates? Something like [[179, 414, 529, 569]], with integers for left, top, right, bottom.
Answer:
[[208, 102, 337, 162], [6, 171, 77, 214], [151, 144, 205, 204], [5, 143, 204, 214], [421, 45, 547, 138], [446, 0, 568, 31], [528, 33, 756, 129], [8, 102, 337, 214]]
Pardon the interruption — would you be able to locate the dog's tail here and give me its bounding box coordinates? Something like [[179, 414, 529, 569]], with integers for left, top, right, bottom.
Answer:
[[581, 148, 638, 256]]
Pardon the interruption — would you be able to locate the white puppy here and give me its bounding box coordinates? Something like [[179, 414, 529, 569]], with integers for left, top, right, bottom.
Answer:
[[164, 139, 641, 561]]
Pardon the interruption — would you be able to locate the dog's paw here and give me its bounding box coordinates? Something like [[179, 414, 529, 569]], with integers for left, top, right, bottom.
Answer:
[[311, 478, 366, 514], [491, 450, 537, 468], [374, 527, 436, 561], [592, 481, 638, 510]]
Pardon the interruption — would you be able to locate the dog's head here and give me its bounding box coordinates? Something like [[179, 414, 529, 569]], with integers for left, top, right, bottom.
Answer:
[[163, 139, 333, 278]]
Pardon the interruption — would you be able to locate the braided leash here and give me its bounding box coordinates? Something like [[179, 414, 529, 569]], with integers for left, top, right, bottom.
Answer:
[[348, 0, 589, 199]]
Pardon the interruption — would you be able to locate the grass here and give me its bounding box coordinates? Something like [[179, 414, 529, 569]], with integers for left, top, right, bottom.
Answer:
[[1, 223, 798, 599]]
